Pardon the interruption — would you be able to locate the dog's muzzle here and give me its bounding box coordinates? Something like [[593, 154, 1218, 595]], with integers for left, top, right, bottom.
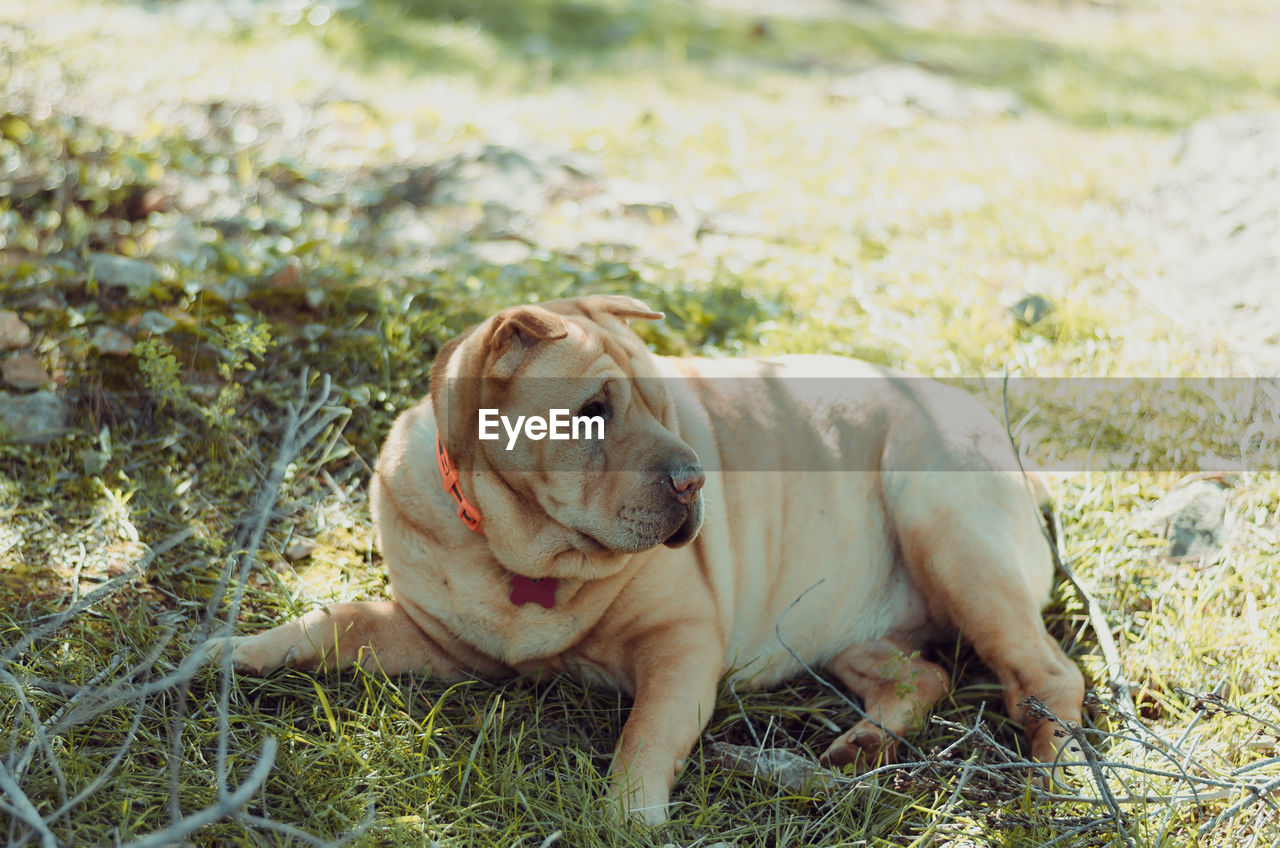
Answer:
[[661, 461, 705, 547], [666, 463, 705, 506]]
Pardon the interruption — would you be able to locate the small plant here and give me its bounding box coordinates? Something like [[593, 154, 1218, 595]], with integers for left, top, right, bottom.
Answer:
[[135, 336, 186, 409]]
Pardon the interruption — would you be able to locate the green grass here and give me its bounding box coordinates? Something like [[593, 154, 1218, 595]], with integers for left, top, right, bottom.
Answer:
[[3, 0, 1280, 844]]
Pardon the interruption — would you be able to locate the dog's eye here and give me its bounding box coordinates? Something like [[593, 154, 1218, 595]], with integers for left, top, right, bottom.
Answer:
[[577, 399, 610, 421]]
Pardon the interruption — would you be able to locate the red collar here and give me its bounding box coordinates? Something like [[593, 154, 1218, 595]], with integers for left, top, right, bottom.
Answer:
[[435, 432, 558, 607], [435, 432, 484, 535]]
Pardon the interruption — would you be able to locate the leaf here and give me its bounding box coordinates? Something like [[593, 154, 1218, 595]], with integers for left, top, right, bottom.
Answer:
[[312, 680, 339, 737]]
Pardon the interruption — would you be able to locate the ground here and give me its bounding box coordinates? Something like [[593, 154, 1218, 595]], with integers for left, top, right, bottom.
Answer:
[[2, 0, 1280, 846]]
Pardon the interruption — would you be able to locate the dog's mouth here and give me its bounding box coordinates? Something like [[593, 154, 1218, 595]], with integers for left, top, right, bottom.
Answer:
[[576, 496, 703, 555], [662, 499, 703, 548]]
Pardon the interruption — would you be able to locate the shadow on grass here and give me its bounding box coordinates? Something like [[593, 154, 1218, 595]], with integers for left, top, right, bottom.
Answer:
[[306, 0, 1268, 130]]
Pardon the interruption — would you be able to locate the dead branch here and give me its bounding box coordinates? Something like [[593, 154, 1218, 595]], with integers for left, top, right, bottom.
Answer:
[[116, 737, 279, 848], [0, 762, 56, 848], [0, 370, 358, 848], [1, 528, 194, 665]]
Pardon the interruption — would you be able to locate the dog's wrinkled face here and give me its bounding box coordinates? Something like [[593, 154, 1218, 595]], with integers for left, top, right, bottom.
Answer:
[[441, 296, 705, 558], [488, 360, 705, 554]]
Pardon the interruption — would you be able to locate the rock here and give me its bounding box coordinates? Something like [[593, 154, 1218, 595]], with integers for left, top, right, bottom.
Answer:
[[829, 64, 1024, 126], [13, 291, 64, 313], [2, 354, 51, 390], [703, 741, 839, 795], [136, 311, 177, 334], [88, 252, 163, 292], [92, 326, 135, 356], [0, 310, 32, 350], [206, 277, 251, 302], [266, 256, 301, 287], [1131, 112, 1280, 376], [425, 144, 600, 214], [1140, 479, 1229, 559], [80, 449, 110, 475], [147, 217, 205, 267], [0, 390, 70, 444], [1008, 293, 1054, 327], [609, 178, 686, 224], [284, 538, 316, 561]]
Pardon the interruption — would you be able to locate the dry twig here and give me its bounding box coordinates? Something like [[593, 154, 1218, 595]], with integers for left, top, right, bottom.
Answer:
[[0, 371, 364, 848]]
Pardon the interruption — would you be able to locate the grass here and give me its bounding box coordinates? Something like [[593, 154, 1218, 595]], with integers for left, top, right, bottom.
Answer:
[[3, 0, 1280, 844]]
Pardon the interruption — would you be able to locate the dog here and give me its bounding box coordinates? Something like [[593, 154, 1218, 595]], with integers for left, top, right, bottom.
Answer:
[[215, 295, 1084, 824]]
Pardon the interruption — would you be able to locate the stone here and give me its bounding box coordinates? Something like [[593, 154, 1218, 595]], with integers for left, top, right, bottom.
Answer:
[[79, 449, 109, 475], [425, 144, 600, 214], [703, 741, 839, 795], [0, 310, 32, 351], [136, 311, 177, 334], [829, 64, 1024, 126], [1141, 479, 1229, 559], [92, 326, 135, 356], [147, 217, 205, 267], [88, 252, 163, 292], [284, 538, 316, 561], [0, 390, 70, 444], [1008, 293, 1054, 327], [2, 354, 51, 390]]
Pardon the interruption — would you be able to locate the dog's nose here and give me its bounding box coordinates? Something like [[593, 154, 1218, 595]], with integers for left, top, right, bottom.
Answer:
[[667, 464, 705, 505]]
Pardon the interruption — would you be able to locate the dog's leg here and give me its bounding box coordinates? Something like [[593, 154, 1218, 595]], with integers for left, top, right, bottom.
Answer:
[[607, 630, 723, 825], [819, 638, 950, 768], [206, 599, 504, 679], [889, 472, 1085, 771]]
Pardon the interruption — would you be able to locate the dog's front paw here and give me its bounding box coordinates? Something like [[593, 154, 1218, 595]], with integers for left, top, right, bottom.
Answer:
[[605, 776, 671, 826], [200, 634, 298, 676]]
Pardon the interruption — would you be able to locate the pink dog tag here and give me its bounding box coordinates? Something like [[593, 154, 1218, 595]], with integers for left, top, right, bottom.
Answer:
[[510, 575, 558, 609]]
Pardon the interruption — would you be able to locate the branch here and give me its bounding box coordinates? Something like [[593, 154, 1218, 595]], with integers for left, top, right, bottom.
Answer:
[[117, 737, 279, 848], [1, 528, 194, 664], [0, 762, 57, 848]]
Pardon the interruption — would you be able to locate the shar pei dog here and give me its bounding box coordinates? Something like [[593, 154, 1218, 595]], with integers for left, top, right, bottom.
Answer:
[[215, 295, 1084, 823]]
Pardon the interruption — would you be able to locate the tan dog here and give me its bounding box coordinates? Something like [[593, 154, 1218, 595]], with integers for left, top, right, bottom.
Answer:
[[218, 295, 1084, 824]]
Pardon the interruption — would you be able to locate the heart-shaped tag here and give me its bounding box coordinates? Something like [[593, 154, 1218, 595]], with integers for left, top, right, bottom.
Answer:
[[510, 575, 558, 609]]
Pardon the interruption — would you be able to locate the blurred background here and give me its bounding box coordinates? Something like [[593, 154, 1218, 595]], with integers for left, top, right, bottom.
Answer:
[[4, 0, 1278, 384]]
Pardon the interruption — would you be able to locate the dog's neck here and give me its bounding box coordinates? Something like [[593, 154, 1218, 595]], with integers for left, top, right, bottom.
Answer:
[[434, 432, 484, 535]]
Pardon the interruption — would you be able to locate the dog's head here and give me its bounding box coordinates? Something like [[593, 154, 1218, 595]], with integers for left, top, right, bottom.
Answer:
[[430, 295, 705, 579]]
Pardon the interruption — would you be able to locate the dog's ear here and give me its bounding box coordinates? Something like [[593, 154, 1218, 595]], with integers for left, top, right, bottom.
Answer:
[[491, 305, 569, 351], [489, 305, 569, 380], [590, 294, 664, 323]]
